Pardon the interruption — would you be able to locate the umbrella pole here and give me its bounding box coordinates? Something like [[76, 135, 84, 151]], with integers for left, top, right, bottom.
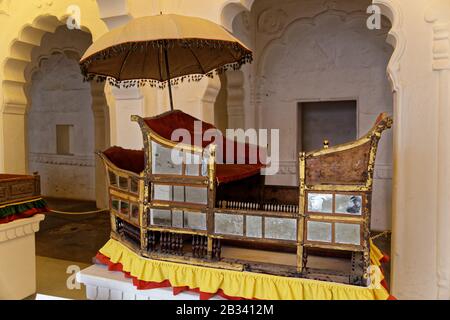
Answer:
[[164, 47, 174, 111]]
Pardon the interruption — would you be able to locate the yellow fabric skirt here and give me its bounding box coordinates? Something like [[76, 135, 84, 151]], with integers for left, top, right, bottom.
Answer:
[[99, 238, 390, 300]]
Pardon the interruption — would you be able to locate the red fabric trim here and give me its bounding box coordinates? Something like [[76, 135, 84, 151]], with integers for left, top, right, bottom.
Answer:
[[380, 254, 390, 263], [103, 146, 145, 174], [373, 247, 397, 300], [0, 206, 47, 225], [380, 279, 389, 291]]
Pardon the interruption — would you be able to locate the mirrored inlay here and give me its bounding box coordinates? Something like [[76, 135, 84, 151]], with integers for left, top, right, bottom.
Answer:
[[335, 194, 362, 215], [150, 209, 171, 227], [172, 210, 183, 228], [335, 223, 361, 245], [152, 141, 183, 175], [153, 184, 171, 201], [246, 215, 262, 238], [307, 193, 333, 213], [120, 201, 129, 216], [214, 213, 244, 236], [183, 211, 206, 230], [173, 186, 185, 202], [185, 153, 201, 176], [108, 171, 118, 187], [130, 178, 139, 194], [307, 221, 332, 243], [131, 203, 139, 222], [111, 198, 120, 212], [119, 176, 128, 190], [264, 218, 297, 241], [201, 149, 210, 176], [185, 186, 208, 205]]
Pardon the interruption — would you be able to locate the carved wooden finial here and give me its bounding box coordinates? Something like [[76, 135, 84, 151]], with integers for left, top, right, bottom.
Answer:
[[323, 139, 330, 149]]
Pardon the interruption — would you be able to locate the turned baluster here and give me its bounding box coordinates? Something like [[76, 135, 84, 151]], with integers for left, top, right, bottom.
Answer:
[[192, 236, 197, 257], [201, 237, 207, 258]]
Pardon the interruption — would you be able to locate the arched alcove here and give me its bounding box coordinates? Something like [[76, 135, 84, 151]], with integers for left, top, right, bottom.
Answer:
[[1, 16, 110, 207], [28, 50, 95, 200]]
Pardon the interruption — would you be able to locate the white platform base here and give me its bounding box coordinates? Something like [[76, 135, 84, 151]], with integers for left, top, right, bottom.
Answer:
[[76, 264, 225, 300], [0, 214, 45, 300]]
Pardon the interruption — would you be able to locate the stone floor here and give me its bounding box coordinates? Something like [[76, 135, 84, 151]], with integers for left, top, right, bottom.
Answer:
[[36, 198, 110, 263], [33, 197, 392, 299], [34, 197, 110, 299]]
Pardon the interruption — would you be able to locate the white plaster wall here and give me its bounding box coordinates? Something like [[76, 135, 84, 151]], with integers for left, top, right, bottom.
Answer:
[[28, 53, 95, 200], [250, 0, 393, 231]]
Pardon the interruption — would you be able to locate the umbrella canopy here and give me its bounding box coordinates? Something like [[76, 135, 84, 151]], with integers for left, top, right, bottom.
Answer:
[[80, 14, 252, 88]]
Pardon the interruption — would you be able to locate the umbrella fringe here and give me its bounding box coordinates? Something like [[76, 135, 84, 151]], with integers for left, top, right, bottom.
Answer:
[[82, 54, 252, 89], [80, 39, 253, 89]]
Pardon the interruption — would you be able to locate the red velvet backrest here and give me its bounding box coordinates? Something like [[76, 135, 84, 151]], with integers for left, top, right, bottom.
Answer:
[[103, 146, 145, 174]]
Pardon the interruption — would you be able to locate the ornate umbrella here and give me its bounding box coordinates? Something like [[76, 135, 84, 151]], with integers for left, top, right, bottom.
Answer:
[[79, 14, 252, 110]]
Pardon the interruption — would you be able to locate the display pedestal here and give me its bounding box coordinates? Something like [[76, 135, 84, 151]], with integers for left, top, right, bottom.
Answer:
[[0, 214, 45, 299], [76, 264, 224, 300]]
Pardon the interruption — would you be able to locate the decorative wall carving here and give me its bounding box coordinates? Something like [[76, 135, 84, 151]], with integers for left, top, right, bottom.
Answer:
[[226, 70, 245, 129], [277, 161, 297, 175], [431, 23, 450, 70], [29, 153, 95, 167], [257, 8, 287, 35], [425, 12, 450, 71]]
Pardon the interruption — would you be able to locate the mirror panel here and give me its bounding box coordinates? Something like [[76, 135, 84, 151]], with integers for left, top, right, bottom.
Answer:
[[264, 218, 297, 241], [335, 194, 362, 215], [119, 176, 128, 190], [307, 193, 333, 213], [172, 210, 183, 228], [131, 203, 139, 222], [111, 198, 120, 212], [185, 153, 201, 176], [173, 186, 185, 202], [201, 149, 210, 176], [153, 184, 171, 201], [108, 171, 118, 187], [130, 178, 139, 194], [214, 213, 244, 236], [185, 186, 208, 205], [183, 211, 206, 230], [307, 221, 332, 243], [150, 209, 171, 227], [120, 201, 129, 216], [335, 223, 361, 245], [152, 141, 183, 175], [246, 215, 262, 238]]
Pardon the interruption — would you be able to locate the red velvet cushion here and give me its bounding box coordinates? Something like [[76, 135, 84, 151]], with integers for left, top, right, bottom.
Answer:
[[144, 110, 216, 148], [103, 146, 145, 174]]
